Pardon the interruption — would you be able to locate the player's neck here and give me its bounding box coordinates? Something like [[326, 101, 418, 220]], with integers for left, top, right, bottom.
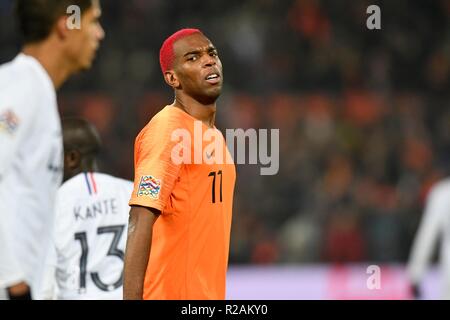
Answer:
[[64, 160, 98, 182], [174, 95, 217, 128], [22, 39, 73, 90]]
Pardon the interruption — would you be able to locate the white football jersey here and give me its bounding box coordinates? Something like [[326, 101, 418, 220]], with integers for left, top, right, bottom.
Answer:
[[0, 53, 63, 299], [407, 178, 450, 299], [50, 172, 133, 300]]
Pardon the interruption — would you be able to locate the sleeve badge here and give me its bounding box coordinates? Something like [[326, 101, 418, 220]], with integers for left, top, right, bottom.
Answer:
[[137, 175, 161, 199], [0, 109, 20, 135]]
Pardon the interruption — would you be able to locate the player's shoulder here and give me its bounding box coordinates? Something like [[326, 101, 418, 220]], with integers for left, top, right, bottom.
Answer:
[[139, 105, 191, 137], [0, 54, 53, 106], [0, 55, 45, 91], [429, 178, 450, 198], [153, 105, 186, 121], [94, 172, 134, 189], [59, 172, 133, 196], [58, 173, 86, 194], [55, 174, 85, 210]]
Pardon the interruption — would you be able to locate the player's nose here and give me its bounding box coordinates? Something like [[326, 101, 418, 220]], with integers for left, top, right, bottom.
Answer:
[[203, 54, 216, 68], [97, 24, 105, 41]]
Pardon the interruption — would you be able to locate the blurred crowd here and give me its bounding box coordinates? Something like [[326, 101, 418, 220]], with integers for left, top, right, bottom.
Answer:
[[1, 0, 449, 264]]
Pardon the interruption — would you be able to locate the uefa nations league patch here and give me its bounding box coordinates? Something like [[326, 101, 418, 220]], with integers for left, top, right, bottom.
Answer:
[[137, 175, 161, 199], [0, 109, 19, 135]]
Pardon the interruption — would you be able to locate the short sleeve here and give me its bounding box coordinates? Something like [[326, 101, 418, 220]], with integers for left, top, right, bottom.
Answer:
[[129, 113, 184, 212]]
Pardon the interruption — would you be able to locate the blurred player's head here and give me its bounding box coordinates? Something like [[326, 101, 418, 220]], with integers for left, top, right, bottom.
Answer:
[[62, 117, 102, 182], [160, 28, 223, 105], [15, 0, 105, 72]]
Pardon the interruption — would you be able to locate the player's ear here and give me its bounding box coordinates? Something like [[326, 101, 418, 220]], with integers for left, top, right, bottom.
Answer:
[[66, 150, 81, 170], [55, 16, 71, 40], [164, 70, 180, 89]]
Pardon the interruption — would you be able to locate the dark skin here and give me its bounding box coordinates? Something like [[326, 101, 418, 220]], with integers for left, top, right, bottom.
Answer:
[[166, 32, 223, 128], [63, 147, 98, 182], [62, 119, 101, 182], [123, 32, 223, 300], [122, 206, 160, 300]]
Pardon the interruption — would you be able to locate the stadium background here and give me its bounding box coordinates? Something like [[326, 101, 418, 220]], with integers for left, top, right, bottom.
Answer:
[[1, 0, 449, 299]]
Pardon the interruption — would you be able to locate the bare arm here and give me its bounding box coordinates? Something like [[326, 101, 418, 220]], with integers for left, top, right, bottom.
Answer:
[[123, 205, 159, 300]]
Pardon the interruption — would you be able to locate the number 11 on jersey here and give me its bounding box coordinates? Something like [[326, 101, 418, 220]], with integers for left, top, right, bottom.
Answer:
[[208, 170, 223, 204]]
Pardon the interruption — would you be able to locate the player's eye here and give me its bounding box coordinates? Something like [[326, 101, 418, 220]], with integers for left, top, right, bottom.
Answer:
[[210, 51, 218, 57], [187, 55, 198, 61]]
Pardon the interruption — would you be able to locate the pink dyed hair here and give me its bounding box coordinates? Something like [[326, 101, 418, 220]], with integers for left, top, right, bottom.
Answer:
[[159, 28, 202, 73]]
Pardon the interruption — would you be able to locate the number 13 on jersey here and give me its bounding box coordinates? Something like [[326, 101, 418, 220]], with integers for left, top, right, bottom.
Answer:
[[74, 225, 125, 293]]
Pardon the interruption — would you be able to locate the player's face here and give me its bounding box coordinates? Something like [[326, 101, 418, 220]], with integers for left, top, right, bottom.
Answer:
[[67, 0, 105, 71], [173, 33, 223, 104]]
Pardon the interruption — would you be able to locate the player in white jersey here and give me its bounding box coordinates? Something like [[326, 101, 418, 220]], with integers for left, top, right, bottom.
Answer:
[[0, 0, 104, 299], [407, 178, 450, 299], [45, 118, 133, 300]]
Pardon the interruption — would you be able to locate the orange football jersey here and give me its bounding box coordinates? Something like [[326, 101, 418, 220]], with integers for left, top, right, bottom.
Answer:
[[129, 105, 236, 299]]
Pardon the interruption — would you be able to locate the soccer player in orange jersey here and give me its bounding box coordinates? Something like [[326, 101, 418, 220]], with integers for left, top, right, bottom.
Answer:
[[123, 29, 236, 300]]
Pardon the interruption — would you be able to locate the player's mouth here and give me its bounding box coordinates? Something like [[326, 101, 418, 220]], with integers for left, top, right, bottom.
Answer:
[[205, 73, 221, 85]]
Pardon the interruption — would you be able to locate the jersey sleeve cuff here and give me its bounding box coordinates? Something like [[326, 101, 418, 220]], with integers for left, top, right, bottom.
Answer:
[[129, 198, 165, 212]]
